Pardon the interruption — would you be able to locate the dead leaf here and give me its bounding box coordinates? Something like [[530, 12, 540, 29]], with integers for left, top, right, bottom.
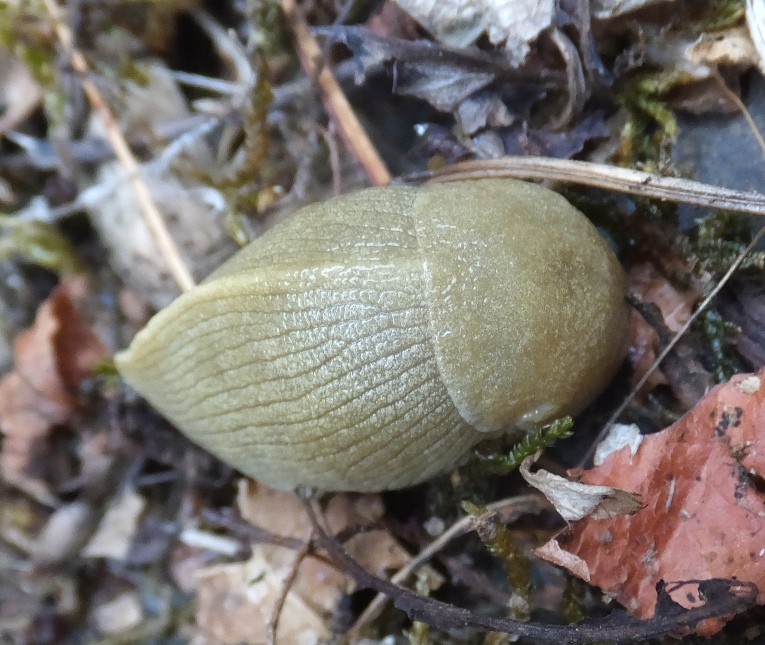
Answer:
[[191, 480, 443, 644], [315, 26, 530, 134], [593, 423, 643, 466], [31, 501, 99, 567], [747, 0, 765, 75], [627, 262, 701, 390], [685, 27, 759, 69], [0, 276, 107, 492], [190, 482, 356, 644], [591, 0, 676, 19], [87, 62, 237, 309], [536, 367, 765, 634], [520, 454, 642, 522], [83, 487, 147, 561], [391, 0, 555, 65], [0, 49, 42, 135], [192, 548, 331, 645], [92, 591, 144, 635]]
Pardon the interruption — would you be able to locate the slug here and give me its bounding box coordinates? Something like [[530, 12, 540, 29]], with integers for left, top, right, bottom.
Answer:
[[115, 179, 628, 492]]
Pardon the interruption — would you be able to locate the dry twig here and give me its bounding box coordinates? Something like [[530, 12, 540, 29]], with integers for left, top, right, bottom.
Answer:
[[307, 502, 757, 644], [281, 0, 391, 186], [415, 157, 765, 216], [41, 0, 195, 292], [265, 528, 314, 645], [344, 493, 547, 642]]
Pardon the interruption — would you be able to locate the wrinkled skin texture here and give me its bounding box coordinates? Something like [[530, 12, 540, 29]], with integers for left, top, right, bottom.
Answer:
[[116, 179, 628, 491]]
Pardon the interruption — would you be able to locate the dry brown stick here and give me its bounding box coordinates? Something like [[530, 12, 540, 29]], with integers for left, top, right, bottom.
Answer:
[[41, 0, 195, 292], [265, 527, 314, 645], [308, 502, 758, 644], [415, 157, 765, 216], [281, 0, 391, 187], [344, 493, 547, 642]]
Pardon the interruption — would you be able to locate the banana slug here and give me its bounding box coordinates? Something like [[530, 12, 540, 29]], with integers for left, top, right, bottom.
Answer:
[[115, 179, 629, 492]]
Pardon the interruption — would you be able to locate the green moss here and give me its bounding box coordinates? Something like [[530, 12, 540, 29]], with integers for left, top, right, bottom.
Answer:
[[0, 217, 82, 274], [695, 308, 741, 381], [690, 0, 745, 33], [468, 417, 574, 478], [202, 60, 277, 230], [0, 0, 54, 85], [245, 0, 290, 56], [682, 211, 765, 280], [616, 70, 692, 166]]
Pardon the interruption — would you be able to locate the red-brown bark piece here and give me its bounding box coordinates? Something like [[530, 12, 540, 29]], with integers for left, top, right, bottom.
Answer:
[[537, 369, 765, 634]]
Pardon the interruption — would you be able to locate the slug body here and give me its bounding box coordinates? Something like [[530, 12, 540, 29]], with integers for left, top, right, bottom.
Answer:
[[116, 179, 628, 492]]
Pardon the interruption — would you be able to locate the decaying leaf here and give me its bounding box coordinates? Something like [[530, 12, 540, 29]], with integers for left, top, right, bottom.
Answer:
[[31, 501, 99, 567], [685, 26, 759, 69], [191, 481, 441, 645], [315, 26, 527, 134], [520, 454, 642, 522], [536, 368, 765, 634], [627, 262, 701, 391], [591, 0, 676, 19], [0, 47, 41, 135], [192, 547, 336, 645], [391, 0, 554, 65], [87, 62, 237, 309], [593, 423, 643, 466], [92, 591, 144, 635], [747, 0, 765, 74], [0, 277, 107, 494], [82, 487, 147, 561]]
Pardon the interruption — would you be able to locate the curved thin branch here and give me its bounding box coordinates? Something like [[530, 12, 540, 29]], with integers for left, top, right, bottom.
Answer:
[[307, 503, 757, 644]]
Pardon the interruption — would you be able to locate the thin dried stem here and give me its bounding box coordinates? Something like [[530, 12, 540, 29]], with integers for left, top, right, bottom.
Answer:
[[41, 0, 195, 292], [581, 221, 765, 466], [718, 76, 765, 160], [265, 527, 314, 645], [281, 0, 391, 186], [344, 493, 547, 642], [414, 157, 765, 216]]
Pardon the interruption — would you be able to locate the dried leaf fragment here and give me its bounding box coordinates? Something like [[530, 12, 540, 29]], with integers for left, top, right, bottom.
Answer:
[[537, 368, 765, 634], [191, 481, 441, 644], [520, 454, 642, 522], [591, 0, 676, 19], [392, 0, 554, 65], [747, 0, 765, 75], [0, 277, 106, 492]]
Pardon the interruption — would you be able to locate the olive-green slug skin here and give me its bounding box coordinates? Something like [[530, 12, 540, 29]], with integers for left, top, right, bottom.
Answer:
[[115, 179, 628, 492], [412, 180, 628, 433], [115, 187, 483, 491]]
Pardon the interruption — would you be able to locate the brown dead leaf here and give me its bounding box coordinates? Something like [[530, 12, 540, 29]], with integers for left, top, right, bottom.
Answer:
[[82, 487, 147, 561], [192, 481, 442, 644], [536, 368, 765, 635], [192, 549, 332, 645], [627, 262, 701, 390], [520, 454, 643, 522], [0, 276, 107, 491], [0, 49, 42, 135], [685, 27, 759, 68], [190, 482, 358, 644]]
